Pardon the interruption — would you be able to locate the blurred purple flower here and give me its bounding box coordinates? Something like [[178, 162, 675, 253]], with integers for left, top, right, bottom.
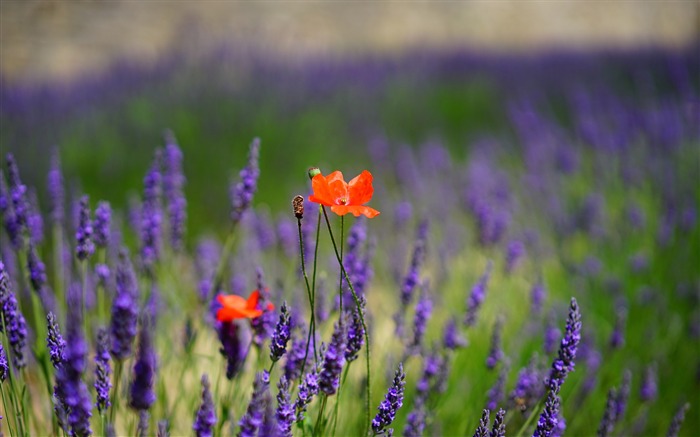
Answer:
[[372, 362, 406, 435], [464, 261, 493, 327], [239, 370, 270, 437], [140, 151, 163, 272], [193, 374, 216, 437], [163, 131, 187, 250], [93, 201, 111, 248], [230, 138, 260, 225]]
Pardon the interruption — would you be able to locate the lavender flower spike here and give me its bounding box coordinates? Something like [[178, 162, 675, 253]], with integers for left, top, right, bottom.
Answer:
[[491, 408, 506, 437], [597, 387, 618, 437], [93, 201, 112, 248], [28, 243, 48, 293], [269, 301, 291, 363], [110, 250, 140, 360], [533, 386, 560, 437], [75, 195, 94, 260], [238, 370, 270, 437], [294, 355, 322, 421], [410, 283, 432, 354], [666, 403, 690, 437], [486, 317, 504, 370], [443, 317, 467, 350], [6, 153, 29, 236], [55, 284, 92, 437], [48, 147, 65, 224], [400, 219, 429, 308], [0, 260, 28, 369], [47, 312, 67, 369], [465, 261, 494, 327], [547, 297, 582, 391], [193, 374, 216, 437], [474, 409, 490, 437], [275, 376, 294, 437], [129, 316, 157, 411], [640, 363, 657, 402], [230, 138, 261, 224], [140, 151, 163, 272], [163, 131, 187, 250], [0, 343, 8, 382], [319, 320, 348, 396], [345, 296, 366, 362], [95, 328, 112, 413], [372, 362, 406, 435]]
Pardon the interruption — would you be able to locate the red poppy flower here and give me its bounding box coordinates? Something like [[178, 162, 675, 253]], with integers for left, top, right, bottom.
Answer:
[[216, 290, 274, 322], [308, 170, 380, 218]]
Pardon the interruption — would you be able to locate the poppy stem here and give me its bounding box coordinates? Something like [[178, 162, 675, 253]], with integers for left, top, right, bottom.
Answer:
[[299, 209, 321, 383], [338, 215, 344, 315], [321, 205, 372, 434]]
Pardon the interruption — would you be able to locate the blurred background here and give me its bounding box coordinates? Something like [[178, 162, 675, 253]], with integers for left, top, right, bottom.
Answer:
[[1, 1, 699, 236]]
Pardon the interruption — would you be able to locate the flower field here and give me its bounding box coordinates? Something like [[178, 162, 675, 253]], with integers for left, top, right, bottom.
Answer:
[[0, 45, 699, 436]]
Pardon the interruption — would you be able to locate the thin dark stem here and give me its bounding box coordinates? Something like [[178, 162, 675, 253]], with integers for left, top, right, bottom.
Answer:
[[338, 215, 344, 315], [313, 394, 329, 437], [321, 206, 371, 434], [300, 210, 322, 382]]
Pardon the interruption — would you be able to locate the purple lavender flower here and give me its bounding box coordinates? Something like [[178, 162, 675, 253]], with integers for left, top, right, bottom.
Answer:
[[486, 317, 504, 370], [0, 343, 8, 382], [319, 320, 347, 396], [345, 296, 366, 362], [400, 219, 429, 308], [270, 302, 291, 362], [75, 195, 94, 260], [491, 409, 506, 437], [251, 267, 275, 347], [93, 201, 111, 248], [465, 261, 494, 327], [95, 264, 110, 287], [474, 409, 490, 437], [163, 131, 187, 250], [193, 374, 216, 437], [55, 285, 92, 437], [27, 189, 44, 244], [505, 240, 525, 273], [0, 260, 27, 369], [27, 243, 47, 293], [666, 403, 690, 437], [609, 307, 626, 350], [110, 250, 140, 360], [403, 402, 426, 437], [533, 386, 560, 437], [443, 317, 467, 350], [217, 320, 250, 380], [372, 362, 406, 435], [195, 238, 220, 301], [275, 376, 294, 437], [276, 217, 296, 258], [614, 370, 631, 423], [510, 355, 544, 413], [340, 218, 370, 308], [640, 363, 657, 402], [6, 154, 28, 238], [410, 284, 432, 354], [547, 298, 581, 391], [597, 387, 618, 437], [129, 316, 157, 411], [141, 151, 163, 272], [230, 138, 261, 225], [48, 148, 65, 224], [158, 420, 170, 437], [294, 360, 321, 421], [47, 311, 66, 369], [238, 370, 270, 437], [137, 410, 149, 437], [486, 365, 507, 410], [94, 327, 112, 413], [284, 333, 307, 382], [531, 281, 546, 315]]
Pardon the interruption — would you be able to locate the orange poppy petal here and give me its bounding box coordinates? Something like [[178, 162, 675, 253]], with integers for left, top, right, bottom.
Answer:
[[331, 205, 380, 218], [246, 290, 261, 310], [217, 294, 247, 308], [310, 174, 334, 206], [348, 170, 374, 205]]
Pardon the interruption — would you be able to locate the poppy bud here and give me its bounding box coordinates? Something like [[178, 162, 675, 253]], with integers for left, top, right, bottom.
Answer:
[[293, 195, 304, 219], [308, 167, 321, 180]]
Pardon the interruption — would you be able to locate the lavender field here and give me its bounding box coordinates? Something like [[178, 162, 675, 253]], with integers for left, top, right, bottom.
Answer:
[[0, 44, 699, 436]]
